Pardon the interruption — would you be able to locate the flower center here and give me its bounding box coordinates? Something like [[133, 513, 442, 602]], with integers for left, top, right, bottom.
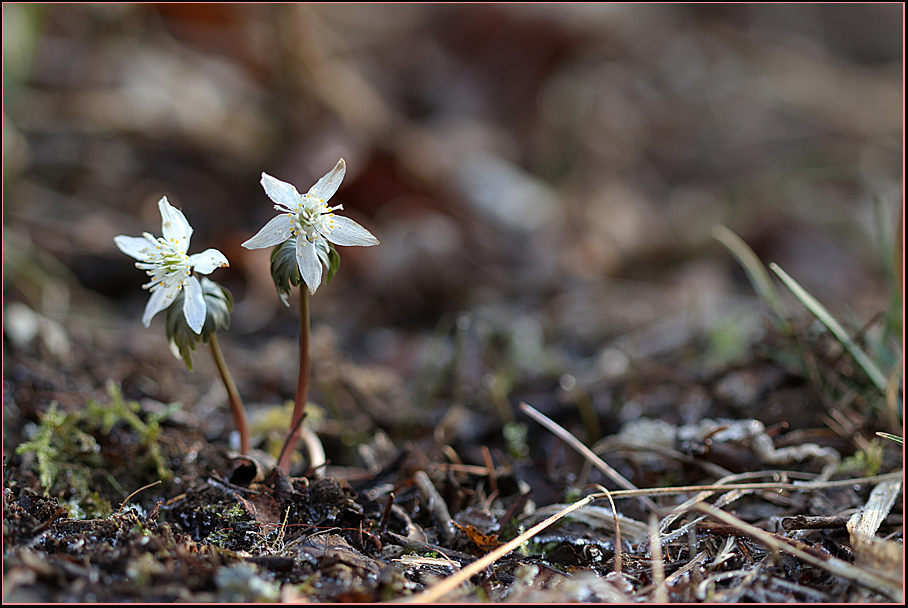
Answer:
[[139, 237, 192, 291], [297, 198, 342, 243]]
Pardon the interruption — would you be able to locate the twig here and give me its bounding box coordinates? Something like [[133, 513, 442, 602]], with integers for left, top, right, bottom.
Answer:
[[117, 480, 162, 515], [406, 491, 608, 603], [781, 514, 850, 530], [520, 402, 659, 513], [691, 502, 902, 601], [414, 470, 455, 544], [428, 462, 508, 477], [480, 445, 498, 497], [377, 493, 395, 535], [381, 530, 476, 565]]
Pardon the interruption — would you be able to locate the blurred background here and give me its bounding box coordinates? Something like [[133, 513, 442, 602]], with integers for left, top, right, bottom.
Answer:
[[3, 4, 903, 460]]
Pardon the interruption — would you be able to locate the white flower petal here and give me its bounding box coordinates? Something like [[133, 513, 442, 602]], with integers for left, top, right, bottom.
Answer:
[[296, 237, 323, 294], [114, 235, 157, 261], [242, 214, 297, 249], [307, 158, 346, 203], [158, 197, 193, 254], [182, 276, 206, 333], [189, 249, 229, 274], [142, 284, 179, 327], [322, 215, 379, 247], [261, 173, 303, 212]]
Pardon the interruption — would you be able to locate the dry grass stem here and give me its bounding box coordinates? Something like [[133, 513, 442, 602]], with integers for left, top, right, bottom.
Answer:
[[407, 491, 609, 603], [691, 502, 903, 601], [601, 470, 902, 500], [520, 402, 659, 512], [596, 484, 624, 575], [117, 480, 162, 514], [648, 515, 667, 603]]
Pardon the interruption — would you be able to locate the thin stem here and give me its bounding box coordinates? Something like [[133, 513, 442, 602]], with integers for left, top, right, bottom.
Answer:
[[209, 333, 250, 455], [277, 288, 310, 474]]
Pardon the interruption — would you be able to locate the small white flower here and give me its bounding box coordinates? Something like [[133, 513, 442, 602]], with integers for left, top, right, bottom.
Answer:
[[115, 197, 229, 333], [241, 158, 379, 294]]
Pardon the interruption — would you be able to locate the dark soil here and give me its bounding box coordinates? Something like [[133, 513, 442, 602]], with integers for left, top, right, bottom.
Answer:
[[3, 311, 903, 602]]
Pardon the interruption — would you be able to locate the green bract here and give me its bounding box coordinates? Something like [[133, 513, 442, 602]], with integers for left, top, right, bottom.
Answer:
[[270, 237, 341, 306], [165, 277, 234, 371]]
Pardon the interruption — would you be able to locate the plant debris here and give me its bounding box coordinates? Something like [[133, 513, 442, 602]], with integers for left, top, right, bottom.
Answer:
[[3, 4, 902, 603], [4, 304, 902, 602]]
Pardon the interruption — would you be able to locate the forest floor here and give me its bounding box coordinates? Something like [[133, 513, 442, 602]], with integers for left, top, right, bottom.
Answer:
[[3, 4, 902, 603], [3, 274, 903, 602]]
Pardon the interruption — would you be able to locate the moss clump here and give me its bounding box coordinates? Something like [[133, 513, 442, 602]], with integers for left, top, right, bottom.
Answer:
[[839, 439, 885, 477], [15, 381, 178, 515]]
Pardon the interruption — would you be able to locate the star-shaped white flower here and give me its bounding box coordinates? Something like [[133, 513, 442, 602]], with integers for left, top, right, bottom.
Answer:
[[241, 158, 379, 294], [115, 197, 229, 333]]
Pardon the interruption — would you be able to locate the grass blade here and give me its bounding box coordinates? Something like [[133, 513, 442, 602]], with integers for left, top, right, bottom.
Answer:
[[769, 262, 889, 393], [712, 225, 788, 322]]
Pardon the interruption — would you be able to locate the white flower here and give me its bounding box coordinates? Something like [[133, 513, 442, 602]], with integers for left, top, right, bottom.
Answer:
[[115, 197, 229, 333], [241, 158, 379, 294]]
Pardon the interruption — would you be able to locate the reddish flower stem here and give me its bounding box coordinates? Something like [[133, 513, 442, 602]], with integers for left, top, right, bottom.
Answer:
[[209, 333, 250, 455], [277, 288, 310, 473]]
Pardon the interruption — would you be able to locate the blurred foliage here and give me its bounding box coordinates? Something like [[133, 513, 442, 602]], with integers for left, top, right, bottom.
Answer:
[[3, 4, 900, 328]]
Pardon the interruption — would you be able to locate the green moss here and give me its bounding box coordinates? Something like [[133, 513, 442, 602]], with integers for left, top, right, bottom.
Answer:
[[15, 381, 178, 510], [840, 439, 884, 477], [204, 528, 234, 548], [16, 402, 109, 503], [225, 502, 249, 523]]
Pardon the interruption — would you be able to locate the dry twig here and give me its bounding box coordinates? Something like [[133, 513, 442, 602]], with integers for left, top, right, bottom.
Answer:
[[691, 502, 902, 601], [406, 491, 611, 603], [520, 402, 659, 512]]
